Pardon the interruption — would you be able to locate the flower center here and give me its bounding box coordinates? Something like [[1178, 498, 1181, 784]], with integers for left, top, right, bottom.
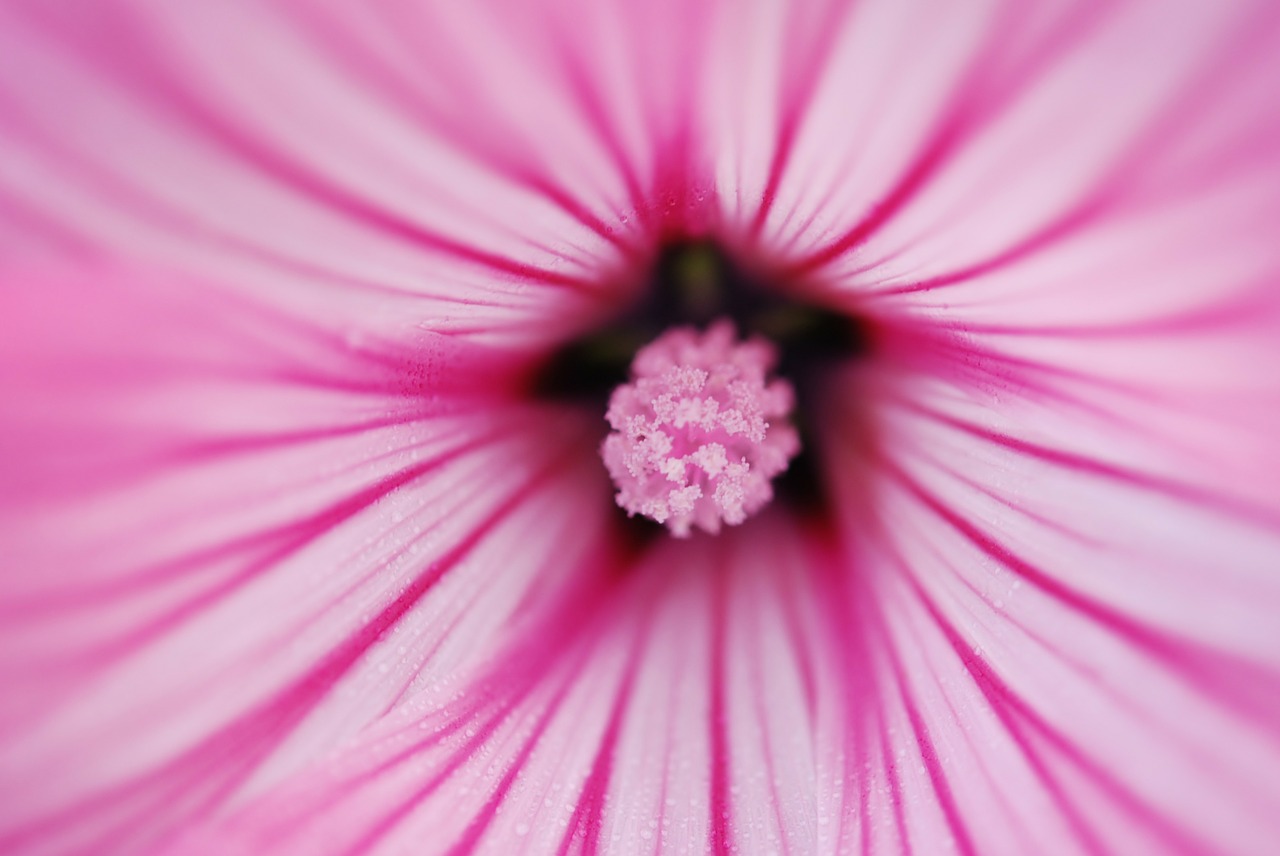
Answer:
[[534, 240, 869, 535], [601, 320, 800, 537]]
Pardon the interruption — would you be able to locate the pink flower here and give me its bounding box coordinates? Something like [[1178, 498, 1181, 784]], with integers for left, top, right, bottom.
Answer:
[[2, 1, 1280, 854]]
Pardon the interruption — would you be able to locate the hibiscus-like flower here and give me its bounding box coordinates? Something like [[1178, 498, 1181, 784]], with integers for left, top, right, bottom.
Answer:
[[3, 1, 1280, 854]]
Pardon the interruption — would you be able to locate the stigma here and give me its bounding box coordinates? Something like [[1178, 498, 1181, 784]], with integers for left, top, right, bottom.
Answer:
[[600, 320, 800, 537]]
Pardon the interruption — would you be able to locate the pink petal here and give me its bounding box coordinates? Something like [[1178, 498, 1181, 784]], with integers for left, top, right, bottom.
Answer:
[[0, 270, 613, 853], [155, 519, 842, 855], [0, 1, 640, 343]]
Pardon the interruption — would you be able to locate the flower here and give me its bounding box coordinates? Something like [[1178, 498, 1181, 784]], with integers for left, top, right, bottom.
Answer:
[[2, 1, 1280, 855]]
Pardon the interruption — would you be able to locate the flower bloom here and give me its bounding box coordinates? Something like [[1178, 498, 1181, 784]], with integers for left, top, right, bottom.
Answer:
[[2, 2, 1280, 855]]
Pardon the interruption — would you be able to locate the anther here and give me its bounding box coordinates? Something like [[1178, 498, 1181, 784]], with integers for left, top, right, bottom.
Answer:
[[600, 320, 800, 537]]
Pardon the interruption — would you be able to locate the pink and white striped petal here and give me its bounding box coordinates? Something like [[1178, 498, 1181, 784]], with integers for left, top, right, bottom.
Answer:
[[0, 272, 616, 855]]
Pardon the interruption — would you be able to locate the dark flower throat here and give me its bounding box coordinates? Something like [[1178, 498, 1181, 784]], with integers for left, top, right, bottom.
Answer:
[[534, 240, 868, 517]]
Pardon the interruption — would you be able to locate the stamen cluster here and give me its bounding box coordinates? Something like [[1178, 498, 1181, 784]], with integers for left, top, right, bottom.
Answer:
[[601, 320, 800, 536]]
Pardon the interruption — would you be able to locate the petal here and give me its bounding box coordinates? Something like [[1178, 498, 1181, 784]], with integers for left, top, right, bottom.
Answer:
[[809, 307, 1280, 852], [158, 518, 851, 855], [776, 5, 1280, 844], [748, 1, 1280, 294], [0, 1, 652, 342], [0, 270, 614, 854]]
